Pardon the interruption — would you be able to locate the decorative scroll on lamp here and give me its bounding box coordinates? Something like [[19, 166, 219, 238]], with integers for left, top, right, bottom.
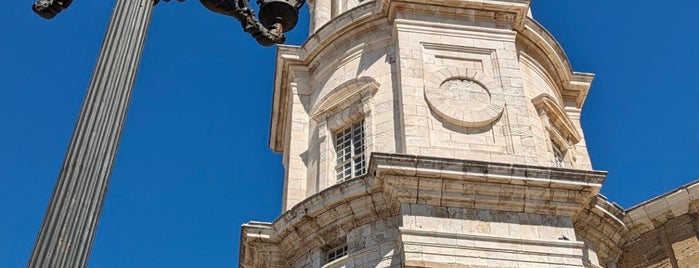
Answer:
[[32, 0, 305, 46]]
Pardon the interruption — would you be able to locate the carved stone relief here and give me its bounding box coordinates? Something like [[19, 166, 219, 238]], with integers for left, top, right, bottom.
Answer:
[[424, 67, 504, 128]]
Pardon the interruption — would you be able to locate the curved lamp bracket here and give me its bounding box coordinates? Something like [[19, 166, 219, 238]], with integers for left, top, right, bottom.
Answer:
[[32, 0, 305, 46]]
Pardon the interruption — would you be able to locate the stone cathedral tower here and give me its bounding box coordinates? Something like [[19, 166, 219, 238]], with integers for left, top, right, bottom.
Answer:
[[240, 1, 699, 267]]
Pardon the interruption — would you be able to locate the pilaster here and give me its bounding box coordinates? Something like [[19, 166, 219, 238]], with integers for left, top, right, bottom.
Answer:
[[283, 67, 311, 211]]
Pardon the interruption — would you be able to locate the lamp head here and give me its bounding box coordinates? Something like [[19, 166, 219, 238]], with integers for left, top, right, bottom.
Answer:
[[32, 0, 73, 19], [257, 0, 301, 33]]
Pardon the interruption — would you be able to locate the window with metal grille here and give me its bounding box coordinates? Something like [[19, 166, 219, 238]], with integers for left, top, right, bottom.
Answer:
[[326, 244, 348, 263], [553, 143, 565, 168], [335, 120, 365, 183]]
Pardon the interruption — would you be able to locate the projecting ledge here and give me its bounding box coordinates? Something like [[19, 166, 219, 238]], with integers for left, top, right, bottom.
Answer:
[[371, 153, 606, 187], [371, 153, 607, 217], [239, 153, 607, 267]]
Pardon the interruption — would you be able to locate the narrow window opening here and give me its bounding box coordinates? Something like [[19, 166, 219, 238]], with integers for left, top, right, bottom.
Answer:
[[553, 142, 565, 168], [335, 120, 366, 183], [326, 244, 348, 263]]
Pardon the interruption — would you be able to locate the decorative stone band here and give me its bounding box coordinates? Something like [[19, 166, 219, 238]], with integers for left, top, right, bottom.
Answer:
[[239, 153, 608, 267], [424, 67, 505, 128], [373, 153, 607, 217], [401, 228, 586, 267]]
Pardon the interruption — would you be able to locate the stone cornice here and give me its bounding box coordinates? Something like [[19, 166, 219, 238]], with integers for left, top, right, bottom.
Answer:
[[371, 153, 606, 188], [373, 153, 606, 217], [623, 179, 699, 239], [386, 0, 530, 29], [518, 18, 595, 109], [239, 153, 608, 267]]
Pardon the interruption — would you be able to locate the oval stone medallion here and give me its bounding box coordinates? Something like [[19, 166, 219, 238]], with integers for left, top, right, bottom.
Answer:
[[424, 68, 505, 128]]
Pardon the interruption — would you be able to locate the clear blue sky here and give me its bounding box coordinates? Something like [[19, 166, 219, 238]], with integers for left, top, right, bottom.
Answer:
[[1, 1, 698, 267]]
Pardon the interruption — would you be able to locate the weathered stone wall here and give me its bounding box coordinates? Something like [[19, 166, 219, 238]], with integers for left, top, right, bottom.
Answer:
[[401, 203, 586, 267], [248, 0, 699, 267], [272, 0, 596, 210], [288, 219, 402, 268], [304, 23, 397, 198], [395, 14, 525, 165], [518, 47, 592, 171], [618, 213, 699, 268]]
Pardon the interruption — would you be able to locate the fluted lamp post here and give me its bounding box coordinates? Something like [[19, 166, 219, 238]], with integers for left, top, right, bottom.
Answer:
[[27, 0, 304, 267]]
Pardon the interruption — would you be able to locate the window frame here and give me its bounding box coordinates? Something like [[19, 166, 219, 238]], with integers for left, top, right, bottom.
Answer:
[[334, 119, 366, 183], [309, 77, 378, 193], [325, 244, 348, 264]]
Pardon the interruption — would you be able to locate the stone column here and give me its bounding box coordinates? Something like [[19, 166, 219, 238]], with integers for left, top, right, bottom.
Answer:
[[27, 0, 154, 267]]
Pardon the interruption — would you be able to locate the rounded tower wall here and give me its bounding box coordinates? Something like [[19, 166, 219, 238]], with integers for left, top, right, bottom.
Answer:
[[255, 2, 604, 268], [240, 2, 699, 268], [274, 0, 594, 207], [308, 0, 373, 34]]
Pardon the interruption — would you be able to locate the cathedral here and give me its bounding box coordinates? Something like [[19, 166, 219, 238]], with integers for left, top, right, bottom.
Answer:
[[238, 1, 699, 267]]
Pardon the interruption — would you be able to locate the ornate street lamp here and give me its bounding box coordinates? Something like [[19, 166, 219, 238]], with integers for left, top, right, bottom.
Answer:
[[26, 0, 304, 267], [33, 0, 303, 45]]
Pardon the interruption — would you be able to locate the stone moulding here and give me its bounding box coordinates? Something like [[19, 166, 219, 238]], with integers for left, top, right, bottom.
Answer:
[[374, 153, 606, 217], [239, 152, 608, 267], [518, 19, 594, 108], [384, 0, 530, 29], [424, 67, 505, 128], [532, 93, 582, 146], [310, 76, 380, 120]]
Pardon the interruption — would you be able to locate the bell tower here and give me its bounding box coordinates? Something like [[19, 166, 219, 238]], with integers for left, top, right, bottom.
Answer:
[[240, 1, 617, 267]]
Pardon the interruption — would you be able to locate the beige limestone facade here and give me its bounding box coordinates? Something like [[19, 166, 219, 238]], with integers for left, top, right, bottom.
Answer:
[[239, 1, 699, 267]]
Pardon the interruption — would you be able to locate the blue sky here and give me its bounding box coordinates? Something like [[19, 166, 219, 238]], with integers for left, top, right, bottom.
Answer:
[[1, 1, 698, 267]]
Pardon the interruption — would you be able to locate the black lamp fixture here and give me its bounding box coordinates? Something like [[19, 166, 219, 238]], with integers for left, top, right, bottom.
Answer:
[[32, 0, 305, 46]]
